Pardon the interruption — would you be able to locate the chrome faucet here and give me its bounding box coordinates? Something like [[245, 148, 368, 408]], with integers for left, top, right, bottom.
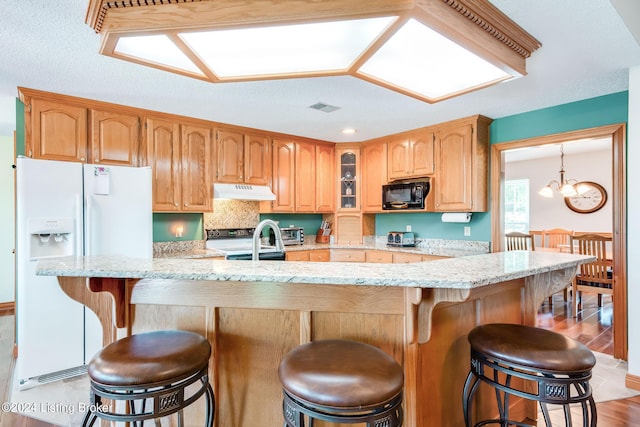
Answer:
[[252, 219, 284, 260]]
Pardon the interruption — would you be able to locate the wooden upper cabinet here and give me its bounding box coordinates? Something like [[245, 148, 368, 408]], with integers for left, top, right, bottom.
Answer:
[[295, 142, 316, 212], [181, 124, 212, 212], [315, 143, 335, 213], [362, 142, 387, 212], [146, 117, 181, 211], [271, 139, 296, 212], [244, 133, 271, 185], [215, 128, 244, 183], [215, 129, 271, 185], [89, 109, 140, 166], [29, 98, 87, 162], [387, 130, 434, 181], [433, 115, 491, 212]]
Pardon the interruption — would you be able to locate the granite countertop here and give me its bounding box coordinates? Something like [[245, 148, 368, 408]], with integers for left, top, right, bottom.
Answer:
[[153, 236, 490, 259], [36, 251, 593, 290]]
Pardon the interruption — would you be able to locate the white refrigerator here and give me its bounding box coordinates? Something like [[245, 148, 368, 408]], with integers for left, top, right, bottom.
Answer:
[[16, 157, 152, 388]]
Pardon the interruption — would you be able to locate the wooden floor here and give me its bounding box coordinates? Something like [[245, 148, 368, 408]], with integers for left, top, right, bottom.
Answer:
[[0, 295, 638, 426]]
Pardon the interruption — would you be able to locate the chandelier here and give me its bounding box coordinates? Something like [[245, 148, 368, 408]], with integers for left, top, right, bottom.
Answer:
[[538, 144, 588, 198]]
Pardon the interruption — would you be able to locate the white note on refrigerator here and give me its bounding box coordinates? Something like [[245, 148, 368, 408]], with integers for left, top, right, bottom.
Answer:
[[92, 166, 110, 195]]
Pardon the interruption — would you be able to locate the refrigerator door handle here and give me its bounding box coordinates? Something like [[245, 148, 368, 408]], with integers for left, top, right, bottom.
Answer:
[[75, 193, 83, 257], [83, 194, 91, 256]]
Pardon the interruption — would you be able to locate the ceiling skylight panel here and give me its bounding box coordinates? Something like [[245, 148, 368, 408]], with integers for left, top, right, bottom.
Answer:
[[114, 35, 204, 75], [358, 19, 512, 100], [180, 17, 396, 78]]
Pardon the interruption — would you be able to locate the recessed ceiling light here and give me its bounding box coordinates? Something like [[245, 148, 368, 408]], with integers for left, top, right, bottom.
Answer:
[[342, 128, 357, 135]]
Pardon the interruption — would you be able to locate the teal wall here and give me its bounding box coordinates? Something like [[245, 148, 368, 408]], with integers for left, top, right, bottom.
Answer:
[[375, 212, 490, 240], [153, 213, 203, 242], [259, 213, 324, 236], [490, 91, 628, 144]]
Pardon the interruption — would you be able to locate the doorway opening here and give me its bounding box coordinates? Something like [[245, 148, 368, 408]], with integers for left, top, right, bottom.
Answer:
[[490, 124, 627, 360]]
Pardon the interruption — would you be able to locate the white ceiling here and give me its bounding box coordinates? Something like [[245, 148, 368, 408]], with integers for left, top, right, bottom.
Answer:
[[1, 1, 639, 143]]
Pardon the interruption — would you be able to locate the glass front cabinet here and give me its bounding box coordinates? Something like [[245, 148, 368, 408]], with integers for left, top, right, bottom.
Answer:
[[337, 146, 360, 210]]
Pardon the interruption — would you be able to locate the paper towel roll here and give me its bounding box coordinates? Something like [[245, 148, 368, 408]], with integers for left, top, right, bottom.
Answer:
[[441, 212, 472, 223]]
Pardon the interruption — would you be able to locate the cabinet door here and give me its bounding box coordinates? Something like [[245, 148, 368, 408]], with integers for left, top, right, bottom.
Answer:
[[315, 144, 335, 212], [31, 99, 87, 162], [244, 133, 271, 185], [309, 249, 330, 262], [337, 147, 359, 210], [331, 249, 366, 262], [286, 251, 310, 261], [181, 124, 212, 212], [216, 128, 244, 183], [295, 142, 316, 212], [365, 250, 393, 263], [147, 118, 181, 211], [89, 109, 140, 166], [411, 134, 434, 176], [434, 124, 473, 211], [387, 139, 410, 181], [362, 142, 387, 212], [271, 140, 296, 212]]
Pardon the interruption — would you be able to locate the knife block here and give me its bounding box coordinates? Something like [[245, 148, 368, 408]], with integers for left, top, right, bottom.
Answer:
[[315, 230, 331, 243]]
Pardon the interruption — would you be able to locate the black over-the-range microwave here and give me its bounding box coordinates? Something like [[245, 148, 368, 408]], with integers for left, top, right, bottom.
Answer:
[[382, 180, 430, 210]]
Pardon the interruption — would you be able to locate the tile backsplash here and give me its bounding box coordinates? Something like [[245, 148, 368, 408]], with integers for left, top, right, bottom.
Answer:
[[203, 200, 261, 229]]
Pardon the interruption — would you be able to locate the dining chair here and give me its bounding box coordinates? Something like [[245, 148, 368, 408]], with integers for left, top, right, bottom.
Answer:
[[570, 233, 613, 318], [541, 228, 574, 305], [541, 228, 574, 249], [505, 232, 535, 251]]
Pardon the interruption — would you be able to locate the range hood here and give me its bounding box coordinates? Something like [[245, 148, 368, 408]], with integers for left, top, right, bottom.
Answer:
[[213, 183, 276, 201]]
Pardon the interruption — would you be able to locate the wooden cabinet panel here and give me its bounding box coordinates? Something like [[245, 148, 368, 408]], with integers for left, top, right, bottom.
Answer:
[[147, 118, 181, 211], [315, 144, 335, 212], [244, 133, 271, 185], [330, 249, 366, 262], [30, 98, 87, 162], [412, 135, 435, 177], [272, 140, 296, 212], [387, 130, 434, 181], [434, 124, 472, 211], [181, 124, 212, 212], [295, 142, 316, 212], [433, 116, 490, 212], [89, 109, 140, 166], [392, 252, 425, 264], [216, 128, 244, 183], [309, 249, 330, 262], [362, 142, 387, 212], [216, 129, 271, 185], [286, 249, 330, 262], [365, 250, 393, 263], [387, 140, 410, 181]]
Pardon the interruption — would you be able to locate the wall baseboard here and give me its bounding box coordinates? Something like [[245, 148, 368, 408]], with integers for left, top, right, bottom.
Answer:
[[626, 372, 640, 391]]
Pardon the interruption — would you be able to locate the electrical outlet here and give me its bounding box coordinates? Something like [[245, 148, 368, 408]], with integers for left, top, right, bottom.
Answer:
[[464, 226, 471, 237], [406, 225, 412, 232]]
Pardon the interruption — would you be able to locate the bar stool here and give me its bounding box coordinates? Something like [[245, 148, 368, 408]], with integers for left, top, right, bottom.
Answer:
[[81, 330, 215, 427], [463, 323, 596, 427], [278, 339, 403, 426]]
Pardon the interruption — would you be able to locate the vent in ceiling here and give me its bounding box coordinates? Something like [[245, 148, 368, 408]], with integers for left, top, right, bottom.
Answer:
[[309, 102, 340, 113]]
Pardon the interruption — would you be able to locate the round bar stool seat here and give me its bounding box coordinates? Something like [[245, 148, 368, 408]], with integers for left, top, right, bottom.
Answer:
[[463, 323, 597, 427], [278, 339, 403, 426], [81, 330, 215, 427]]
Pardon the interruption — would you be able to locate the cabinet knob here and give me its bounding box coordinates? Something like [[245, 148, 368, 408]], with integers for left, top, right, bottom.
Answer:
[[95, 159, 100, 163], [80, 157, 86, 162], [174, 202, 179, 207], [184, 203, 189, 207]]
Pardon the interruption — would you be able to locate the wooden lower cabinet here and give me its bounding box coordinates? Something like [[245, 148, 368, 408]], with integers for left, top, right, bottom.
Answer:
[[285, 249, 330, 262], [330, 249, 366, 262], [365, 250, 394, 263]]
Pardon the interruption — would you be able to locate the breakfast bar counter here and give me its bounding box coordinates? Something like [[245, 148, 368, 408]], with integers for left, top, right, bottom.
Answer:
[[37, 252, 592, 427]]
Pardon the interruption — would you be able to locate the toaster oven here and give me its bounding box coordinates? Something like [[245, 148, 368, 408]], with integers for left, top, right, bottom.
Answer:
[[270, 226, 304, 246]]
